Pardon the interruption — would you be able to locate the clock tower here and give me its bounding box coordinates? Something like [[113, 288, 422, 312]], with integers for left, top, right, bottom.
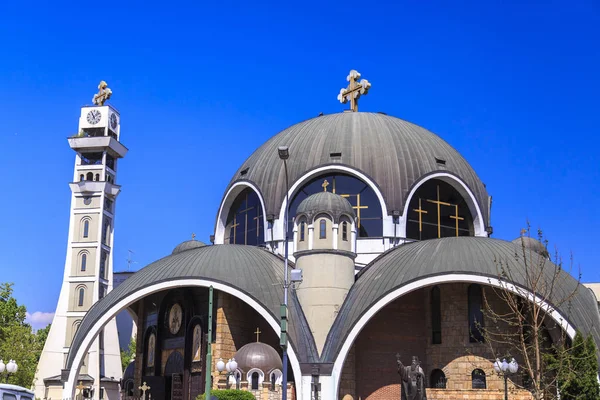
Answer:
[[34, 82, 126, 400]]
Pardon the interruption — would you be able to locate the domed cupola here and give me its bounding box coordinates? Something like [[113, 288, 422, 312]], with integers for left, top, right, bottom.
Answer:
[[233, 341, 283, 389], [296, 191, 356, 222], [171, 239, 206, 255], [512, 236, 549, 258]]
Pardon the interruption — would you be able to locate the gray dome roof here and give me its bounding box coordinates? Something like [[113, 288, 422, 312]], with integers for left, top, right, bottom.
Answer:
[[66, 245, 318, 371], [511, 236, 548, 256], [225, 112, 490, 226], [123, 360, 135, 381], [296, 192, 355, 222], [322, 237, 600, 362], [234, 342, 283, 373], [172, 239, 206, 255]]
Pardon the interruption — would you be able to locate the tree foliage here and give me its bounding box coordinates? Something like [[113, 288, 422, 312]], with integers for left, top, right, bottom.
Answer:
[[0, 282, 50, 388], [121, 335, 136, 371], [477, 225, 591, 400], [197, 389, 256, 400]]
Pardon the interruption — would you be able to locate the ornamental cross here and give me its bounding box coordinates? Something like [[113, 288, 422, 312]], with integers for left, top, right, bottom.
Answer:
[[139, 381, 151, 394], [337, 70, 371, 112], [76, 381, 86, 393], [255, 327, 262, 342], [322, 179, 330, 192], [93, 80, 112, 106]]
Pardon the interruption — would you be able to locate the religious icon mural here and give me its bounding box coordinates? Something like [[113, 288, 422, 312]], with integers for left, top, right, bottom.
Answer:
[[192, 324, 202, 362], [289, 173, 383, 237], [147, 332, 156, 368]]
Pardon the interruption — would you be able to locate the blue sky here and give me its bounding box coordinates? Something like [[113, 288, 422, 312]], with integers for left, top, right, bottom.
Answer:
[[0, 1, 598, 328]]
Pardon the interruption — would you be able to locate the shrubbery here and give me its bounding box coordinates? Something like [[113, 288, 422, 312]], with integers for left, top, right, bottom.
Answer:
[[196, 389, 256, 400]]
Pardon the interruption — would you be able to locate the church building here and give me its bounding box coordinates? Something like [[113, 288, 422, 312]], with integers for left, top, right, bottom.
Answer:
[[56, 72, 600, 400]]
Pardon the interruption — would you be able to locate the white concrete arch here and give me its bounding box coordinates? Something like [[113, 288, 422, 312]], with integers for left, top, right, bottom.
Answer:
[[330, 273, 578, 399], [275, 165, 389, 241], [63, 279, 304, 399], [215, 181, 268, 244], [400, 172, 487, 238]]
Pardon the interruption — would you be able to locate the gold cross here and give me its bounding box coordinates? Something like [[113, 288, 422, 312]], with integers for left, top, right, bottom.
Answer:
[[426, 185, 452, 238], [230, 215, 240, 243], [92, 80, 112, 106], [139, 382, 151, 394], [322, 179, 330, 192], [337, 70, 372, 112], [413, 198, 428, 233], [191, 233, 196, 240], [341, 193, 368, 228], [254, 327, 262, 342], [449, 204, 464, 237], [254, 209, 263, 237], [76, 381, 85, 392]]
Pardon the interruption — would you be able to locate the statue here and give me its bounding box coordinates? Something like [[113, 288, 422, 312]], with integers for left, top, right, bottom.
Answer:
[[92, 80, 112, 106], [396, 354, 427, 400]]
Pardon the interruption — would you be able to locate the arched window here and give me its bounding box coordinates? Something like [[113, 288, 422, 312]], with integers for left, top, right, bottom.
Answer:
[[95, 173, 100, 181], [82, 219, 89, 238], [79, 174, 84, 181], [342, 221, 348, 241], [472, 369, 486, 389], [78, 287, 85, 307], [86, 172, 93, 181], [80, 253, 87, 272], [288, 173, 383, 237], [224, 188, 265, 246], [271, 372, 276, 390], [300, 221, 306, 242], [407, 179, 474, 240], [468, 284, 485, 343], [431, 286, 442, 344], [319, 219, 326, 239], [251, 371, 259, 390], [430, 369, 446, 388]]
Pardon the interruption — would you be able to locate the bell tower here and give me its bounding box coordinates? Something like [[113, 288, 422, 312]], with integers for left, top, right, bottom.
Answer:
[[34, 82, 126, 400]]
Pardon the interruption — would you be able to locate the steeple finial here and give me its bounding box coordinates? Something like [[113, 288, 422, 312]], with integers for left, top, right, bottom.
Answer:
[[93, 80, 112, 106], [254, 327, 261, 342], [337, 70, 371, 112]]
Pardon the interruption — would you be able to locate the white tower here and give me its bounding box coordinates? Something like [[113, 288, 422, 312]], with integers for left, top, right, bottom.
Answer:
[[34, 82, 126, 400]]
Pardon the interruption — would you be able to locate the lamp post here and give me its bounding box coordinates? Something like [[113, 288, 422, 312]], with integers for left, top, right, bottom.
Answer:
[[277, 145, 290, 400], [0, 359, 18, 383], [216, 358, 239, 389], [494, 358, 519, 400]]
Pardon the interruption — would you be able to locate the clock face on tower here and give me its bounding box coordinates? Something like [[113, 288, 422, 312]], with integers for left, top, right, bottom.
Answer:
[[87, 109, 102, 125], [168, 303, 183, 335], [109, 113, 118, 130]]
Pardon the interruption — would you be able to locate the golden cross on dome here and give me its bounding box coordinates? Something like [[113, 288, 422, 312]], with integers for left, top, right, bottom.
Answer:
[[92, 80, 112, 106], [337, 70, 371, 112], [449, 204, 464, 237], [254, 327, 262, 342], [413, 198, 428, 233], [191, 233, 196, 240], [322, 179, 330, 192]]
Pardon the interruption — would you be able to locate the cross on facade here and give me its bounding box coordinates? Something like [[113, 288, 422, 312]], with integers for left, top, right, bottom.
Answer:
[[413, 198, 428, 233], [230, 215, 240, 243], [254, 327, 262, 342], [76, 381, 86, 393], [92, 80, 112, 106], [322, 179, 330, 192], [341, 193, 368, 228], [337, 70, 371, 112], [449, 204, 464, 237], [427, 186, 452, 238], [139, 381, 151, 395]]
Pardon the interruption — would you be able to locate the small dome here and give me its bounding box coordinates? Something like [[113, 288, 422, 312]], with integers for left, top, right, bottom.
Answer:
[[172, 239, 206, 255], [234, 342, 283, 373], [296, 192, 355, 222], [123, 360, 135, 381], [511, 236, 548, 256]]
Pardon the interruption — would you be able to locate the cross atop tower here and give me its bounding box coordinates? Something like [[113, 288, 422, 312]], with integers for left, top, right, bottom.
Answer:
[[192, 233, 196, 240], [322, 179, 330, 192], [337, 70, 371, 112], [254, 327, 261, 342], [93, 80, 112, 106]]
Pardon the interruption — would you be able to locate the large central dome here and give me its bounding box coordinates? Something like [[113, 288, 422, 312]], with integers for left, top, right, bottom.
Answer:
[[226, 112, 490, 225]]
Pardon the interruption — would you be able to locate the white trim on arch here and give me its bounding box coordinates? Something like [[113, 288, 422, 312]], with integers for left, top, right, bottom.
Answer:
[[215, 182, 268, 244], [63, 279, 303, 399], [275, 165, 389, 241], [400, 172, 487, 238], [330, 273, 578, 398]]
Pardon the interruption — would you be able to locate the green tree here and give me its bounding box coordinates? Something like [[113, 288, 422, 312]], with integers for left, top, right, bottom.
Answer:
[[0, 282, 50, 388], [120, 335, 136, 371], [197, 389, 256, 400], [555, 332, 600, 399]]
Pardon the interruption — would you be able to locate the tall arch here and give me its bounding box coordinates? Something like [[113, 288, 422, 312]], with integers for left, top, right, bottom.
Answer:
[[63, 279, 304, 400]]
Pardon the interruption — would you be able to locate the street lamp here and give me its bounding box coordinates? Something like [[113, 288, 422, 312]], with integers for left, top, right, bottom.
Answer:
[[277, 145, 290, 400], [494, 358, 519, 400], [0, 359, 18, 383], [216, 358, 239, 389]]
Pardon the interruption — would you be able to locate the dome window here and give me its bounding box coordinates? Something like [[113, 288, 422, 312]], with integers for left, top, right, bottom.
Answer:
[[319, 219, 327, 239], [342, 222, 348, 241], [300, 221, 306, 241], [224, 188, 265, 246], [407, 179, 474, 240]]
